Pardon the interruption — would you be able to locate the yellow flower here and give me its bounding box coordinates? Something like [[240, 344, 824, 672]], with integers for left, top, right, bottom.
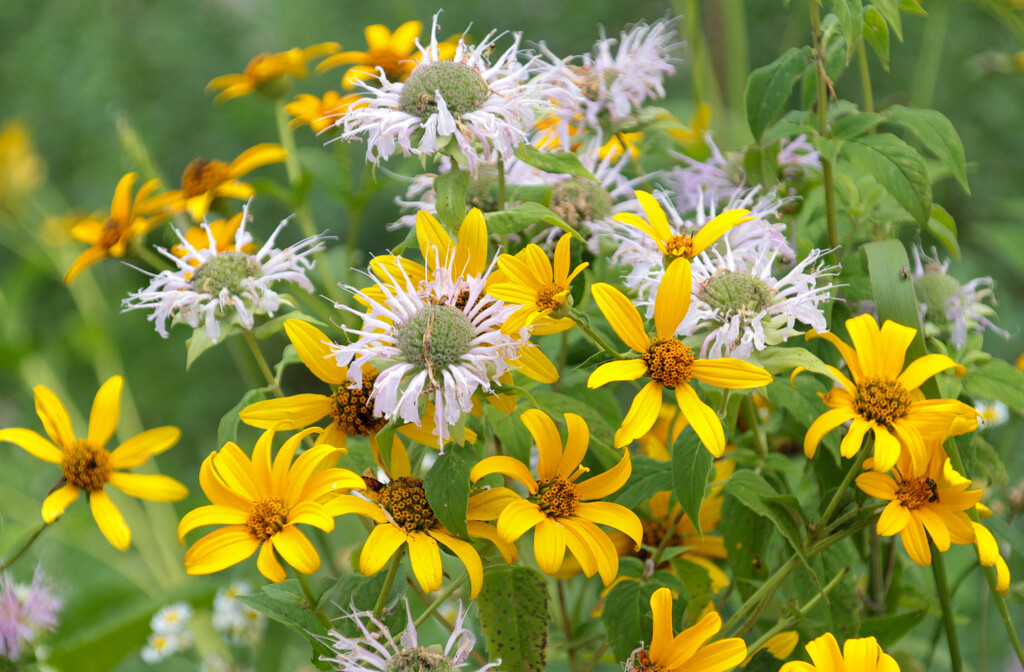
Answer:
[[667, 103, 712, 148], [317, 22, 457, 88], [633, 587, 747, 672], [328, 442, 507, 598], [587, 277, 772, 454], [238, 319, 445, 451], [470, 409, 642, 585], [488, 233, 588, 334], [1016, 351, 1024, 371], [177, 426, 365, 582], [285, 92, 365, 133], [207, 43, 341, 104], [745, 631, 800, 665], [533, 112, 582, 152], [856, 442, 980, 566], [779, 633, 899, 672], [0, 376, 187, 551], [170, 213, 255, 264], [600, 132, 642, 161], [0, 118, 45, 204], [64, 172, 167, 284], [804, 314, 978, 472], [613, 189, 754, 311], [160, 144, 287, 222]]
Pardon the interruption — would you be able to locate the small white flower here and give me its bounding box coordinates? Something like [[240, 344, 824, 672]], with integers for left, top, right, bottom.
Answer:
[[123, 203, 326, 343], [150, 602, 192, 634], [975, 399, 1009, 428], [140, 632, 182, 664], [212, 582, 265, 646]]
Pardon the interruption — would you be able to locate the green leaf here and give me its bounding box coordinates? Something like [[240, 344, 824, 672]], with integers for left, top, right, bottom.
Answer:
[[833, 0, 865, 60], [871, 0, 903, 40], [862, 7, 890, 70], [925, 204, 960, 260], [671, 426, 714, 540], [753, 345, 835, 379], [218, 387, 271, 447], [719, 494, 770, 601], [324, 570, 408, 638], [859, 610, 929, 647], [602, 579, 660, 661], [484, 202, 584, 242], [611, 455, 674, 509], [235, 580, 335, 669], [973, 436, 1008, 485], [477, 565, 549, 672], [424, 442, 473, 538], [434, 168, 470, 231], [253, 310, 328, 340], [963, 359, 1024, 414], [186, 325, 227, 370], [724, 471, 806, 557], [843, 133, 932, 226], [513, 144, 598, 181], [672, 556, 714, 626], [863, 240, 930, 367], [832, 112, 882, 140], [745, 47, 811, 142], [884, 105, 970, 193]]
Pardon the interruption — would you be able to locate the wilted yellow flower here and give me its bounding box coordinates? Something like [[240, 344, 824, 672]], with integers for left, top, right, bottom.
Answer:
[[317, 22, 457, 88], [207, 43, 341, 103], [285, 92, 365, 133], [0, 118, 45, 204]]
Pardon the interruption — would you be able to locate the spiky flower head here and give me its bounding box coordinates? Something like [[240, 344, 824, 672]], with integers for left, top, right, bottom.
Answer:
[[0, 569, 61, 662]]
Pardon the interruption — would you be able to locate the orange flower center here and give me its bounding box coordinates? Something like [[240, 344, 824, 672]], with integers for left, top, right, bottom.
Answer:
[[630, 650, 665, 672], [99, 218, 123, 249], [330, 371, 386, 437], [247, 498, 288, 541], [535, 282, 566, 311], [643, 338, 695, 389], [181, 159, 232, 198], [61, 440, 112, 491], [532, 477, 579, 518], [896, 477, 939, 510], [664, 234, 695, 258], [854, 377, 911, 427], [379, 476, 437, 532]]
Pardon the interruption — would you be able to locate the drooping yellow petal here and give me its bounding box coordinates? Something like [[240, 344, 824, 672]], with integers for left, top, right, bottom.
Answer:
[[284, 319, 348, 385], [840, 419, 872, 459], [655, 257, 691, 339], [185, 525, 260, 575], [675, 383, 726, 458], [685, 638, 749, 672], [561, 518, 600, 578], [0, 429, 63, 464], [513, 344, 560, 384], [87, 375, 123, 448], [567, 517, 619, 585], [228, 143, 287, 178], [407, 531, 443, 593], [533, 518, 567, 574], [691, 358, 772, 389], [429, 528, 485, 598], [588, 358, 648, 389], [471, 456, 539, 492], [90, 489, 131, 551], [576, 450, 631, 501], [109, 472, 188, 502], [109, 427, 181, 469], [690, 209, 754, 256], [272, 524, 320, 574], [359, 523, 408, 576], [239, 394, 332, 430], [257, 541, 287, 583], [591, 283, 651, 353], [41, 483, 79, 523], [803, 408, 856, 459], [574, 501, 642, 546], [521, 409, 562, 481], [877, 500, 912, 536], [33, 384, 75, 449], [897, 353, 965, 391], [871, 425, 902, 473], [916, 506, 950, 551], [63, 246, 109, 284], [468, 521, 519, 564], [615, 381, 664, 448], [900, 517, 932, 566], [468, 487, 521, 520], [658, 607, 721, 669]]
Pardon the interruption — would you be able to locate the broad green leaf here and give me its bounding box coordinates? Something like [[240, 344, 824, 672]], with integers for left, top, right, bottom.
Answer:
[[424, 442, 473, 538], [925, 204, 960, 260], [863, 240, 929, 361], [484, 202, 584, 242], [602, 579, 660, 661], [323, 570, 408, 638], [253, 310, 328, 339], [434, 168, 470, 231], [884, 105, 970, 192], [218, 387, 271, 447], [672, 556, 714, 627], [862, 7, 890, 70], [973, 435, 1008, 485], [754, 345, 834, 379], [186, 325, 228, 370], [832, 112, 882, 140], [610, 455, 674, 509], [745, 47, 811, 142], [833, 0, 865, 60], [719, 494, 769, 601], [724, 471, 806, 557], [513, 144, 598, 181], [671, 426, 714, 540], [792, 542, 861, 640], [236, 580, 336, 670], [477, 565, 549, 672], [871, 0, 903, 40], [963, 359, 1024, 414], [843, 133, 932, 226], [766, 377, 841, 454], [859, 610, 929, 647]]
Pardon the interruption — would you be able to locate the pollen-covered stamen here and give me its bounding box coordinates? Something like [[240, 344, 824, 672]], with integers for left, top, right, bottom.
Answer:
[[699, 269, 776, 316], [386, 646, 456, 672], [190, 251, 263, 295], [398, 61, 490, 118], [531, 477, 579, 518], [549, 177, 613, 228], [854, 377, 912, 426], [535, 283, 566, 311], [378, 477, 437, 532], [181, 158, 233, 197], [643, 338, 695, 389], [330, 371, 387, 436], [395, 304, 476, 373], [246, 498, 288, 541], [61, 440, 112, 491], [664, 234, 695, 258], [896, 477, 939, 510]]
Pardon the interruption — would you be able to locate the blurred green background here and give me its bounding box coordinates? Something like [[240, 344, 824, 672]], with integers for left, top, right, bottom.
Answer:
[[0, 0, 1023, 670]]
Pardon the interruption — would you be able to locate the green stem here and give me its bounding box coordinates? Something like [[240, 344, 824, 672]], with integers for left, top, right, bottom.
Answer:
[[0, 521, 49, 571], [569, 310, 626, 360], [857, 41, 875, 114], [931, 546, 964, 672], [814, 441, 869, 541], [558, 580, 579, 672], [295, 570, 333, 630], [744, 566, 849, 656], [373, 546, 406, 620], [911, 0, 950, 108], [242, 330, 284, 398], [740, 396, 768, 460], [413, 572, 468, 629], [497, 157, 506, 211], [809, 0, 840, 265], [721, 0, 751, 143], [581, 642, 608, 672]]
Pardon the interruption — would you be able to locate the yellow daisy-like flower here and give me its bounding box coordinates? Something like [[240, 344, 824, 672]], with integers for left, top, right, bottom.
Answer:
[[285, 91, 365, 133], [0, 118, 45, 203], [586, 276, 772, 454], [779, 633, 899, 672], [328, 442, 507, 598], [207, 43, 341, 104], [629, 587, 747, 672], [317, 22, 457, 89], [0, 376, 187, 551], [238, 319, 445, 451], [804, 313, 978, 473], [488, 233, 588, 334], [170, 213, 255, 265], [64, 172, 167, 284], [177, 426, 365, 583], [855, 442, 980, 566], [470, 409, 642, 585], [613, 189, 754, 310], [160, 144, 287, 222]]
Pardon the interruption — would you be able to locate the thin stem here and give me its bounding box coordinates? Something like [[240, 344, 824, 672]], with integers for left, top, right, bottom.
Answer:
[[911, 0, 950, 108], [721, 0, 751, 143], [744, 566, 849, 656], [242, 330, 284, 398], [814, 442, 869, 541], [857, 41, 875, 114], [740, 396, 768, 460], [413, 572, 468, 629], [1, 521, 49, 571], [295, 571, 333, 630], [497, 157, 506, 211], [931, 547, 964, 672], [570, 310, 626, 360], [373, 546, 406, 620], [650, 508, 686, 568], [809, 0, 840, 265], [557, 581, 579, 672]]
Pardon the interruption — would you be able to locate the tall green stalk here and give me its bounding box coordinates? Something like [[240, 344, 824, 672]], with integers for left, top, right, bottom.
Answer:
[[931, 547, 964, 672], [808, 0, 840, 264]]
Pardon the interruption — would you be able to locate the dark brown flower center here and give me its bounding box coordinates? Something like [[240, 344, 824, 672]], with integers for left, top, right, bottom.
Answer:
[[532, 477, 579, 518], [330, 371, 387, 437], [896, 477, 939, 510], [854, 377, 911, 426], [99, 218, 122, 249], [379, 477, 437, 532], [181, 158, 232, 198], [247, 498, 288, 541], [643, 338, 694, 389], [61, 440, 112, 491]]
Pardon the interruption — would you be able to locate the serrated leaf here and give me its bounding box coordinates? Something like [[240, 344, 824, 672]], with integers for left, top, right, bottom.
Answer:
[[434, 168, 470, 231], [513, 144, 598, 181], [610, 455, 674, 509], [834, 0, 865, 60], [862, 7, 890, 69], [219, 387, 271, 447], [884, 105, 970, 192], [602, 580, 660, 661], [963, 359, 1024, 414], [484, 202, 584, 242], [424, 442, 472, 538], [925, 204, 960, 260], [477, 565, 549, 672], [671, 426, 714, 540], [745, 47, 811, 142], [724, 471, 806, 557], [843, 133, 932, 225]]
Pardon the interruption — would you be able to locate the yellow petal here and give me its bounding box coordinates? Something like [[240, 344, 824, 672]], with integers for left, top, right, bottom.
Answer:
[[468, 521, 518, 564], [272, 524, 320, 574], [591, 283, 650, 353], [109, 472, 188, 502], [856, 471, 898, 500], [185, 525, 259, 575], [33, 384, 75, 449], [533, 518, 567, 575], [109, 427, 181, 469], [90, 489, 131, 551], [87, 375, 123, 448], [556, 413, 589, 479], [41, 483, 79, 523], [416, 210, 453, 271], [213, 442, 262, 501], [655, 257, 691, 339], [675, 384, 726, 458], [900, 517, 932, 566], [634, 190, 673, 241], [178, 504, 248, 543], [0, 428, 63, 464], [239, 394, 332, 430], [574, 501, 642, 546], [877, 319, 918, 379], [496, 498, 546, 543], [284, 319, 348, 385], [63, 246, 108, 284], [840, 418, 871, 458], [513, 344, 559, 384], [576, 450, 632, 501], [197, 451, 249, 510], [916, 506, 950, 552], [553, 233, 572, 282], [877, 500, 911, 536], [565, 517, 618, 585], [407, 531, 443, 593], [691, 358, 772, 389], [257, 541, 288, 583], [587, 358, 648, 389], [685, 637, 748, 672], [659, 608, 721, 669], [615, 381, 663, 448], [649, 587, 675, 665], [690, 209, 754, 256], [429, 528, 484, 598], [804, 632, 845, 672], [456, 208, 488, 278], [467, 487, 520, 520], [803, 408, 856, 460], [359, 523, 407, 576], [897, 353, 964, 391], [286, 501, 335, 532], [325, 494, 387, 523], [521, 409, 562, 482], [110, 172, 136, 224], [560, 519, 600, 578], [871, 425, 902, 473], [228, 143, 287, 178], [471, 456, 538, 492]]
